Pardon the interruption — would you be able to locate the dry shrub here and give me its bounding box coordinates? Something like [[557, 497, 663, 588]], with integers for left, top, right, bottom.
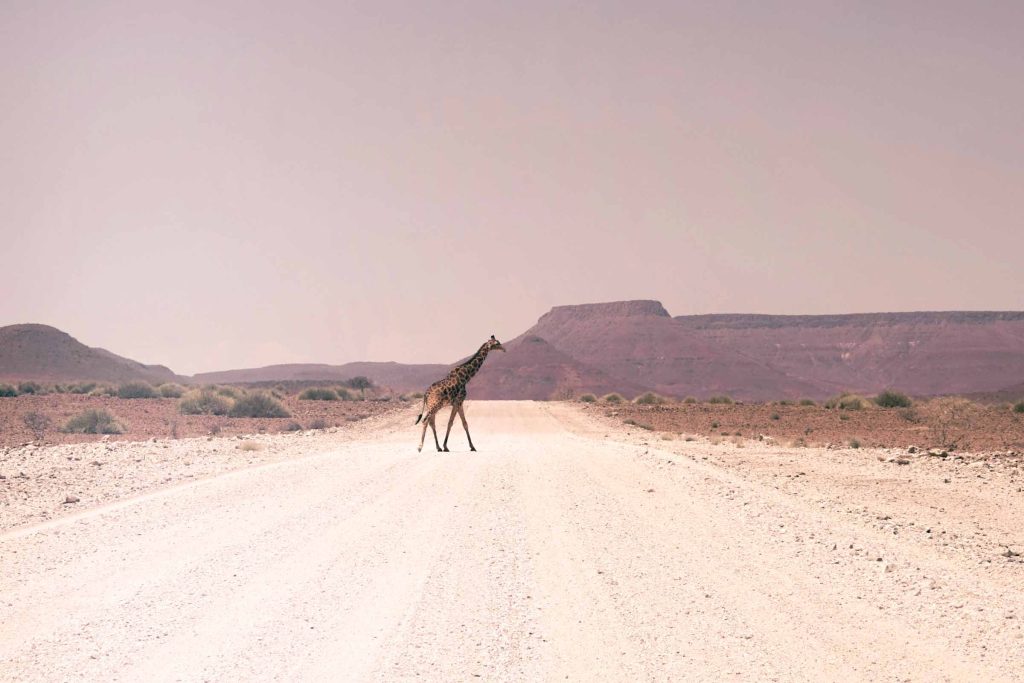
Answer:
[[64, 409, 123, 434], [923, 397, 980, 450], [299, 387, 338, 401], [159, 383, 186, 398], [875, 390, 912, 408], [23, 412, 52, 439], [237, 440, 263, 451], [118, 382, 158, 399], [633, 392, 666, 405], [0, 384, 16, 397], [799, 398, 817, 406], [578, 393, 597, 403], [825, 393, 871, 410], [707, 395, 733, 404], [602, 393, 624, 404], [1014, 401, 1024, 414], [229, 392, 290, 418], [179, 389, 233, 415]]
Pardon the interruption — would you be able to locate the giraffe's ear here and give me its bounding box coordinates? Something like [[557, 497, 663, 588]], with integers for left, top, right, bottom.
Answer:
[[490, 335, 496, 340]]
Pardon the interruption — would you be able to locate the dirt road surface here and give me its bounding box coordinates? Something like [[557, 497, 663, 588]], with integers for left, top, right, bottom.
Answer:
[[3, 401, 1023, 681]]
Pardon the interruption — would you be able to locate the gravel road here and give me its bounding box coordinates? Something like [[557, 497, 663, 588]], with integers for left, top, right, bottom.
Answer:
[[3, 401, 1023, 681]]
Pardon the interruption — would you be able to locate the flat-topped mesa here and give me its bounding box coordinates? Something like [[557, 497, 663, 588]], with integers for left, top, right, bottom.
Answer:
[[676, 311, 1024, 330], [538, 300, 670, 324]]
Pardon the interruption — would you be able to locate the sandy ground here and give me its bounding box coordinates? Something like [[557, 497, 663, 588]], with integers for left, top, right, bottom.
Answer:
[[2, 401, 1023, 681]]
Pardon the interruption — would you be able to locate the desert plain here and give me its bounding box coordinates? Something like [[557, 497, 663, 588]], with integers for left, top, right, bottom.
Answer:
[[3, 400, 1023, 681]]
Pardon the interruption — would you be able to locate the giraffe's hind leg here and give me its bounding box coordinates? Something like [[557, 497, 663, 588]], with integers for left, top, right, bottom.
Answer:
[[457, 403, 476, 452], [429, 413, 442, 451], [442, 406, 458, 452], [418, 413, 430, 452]]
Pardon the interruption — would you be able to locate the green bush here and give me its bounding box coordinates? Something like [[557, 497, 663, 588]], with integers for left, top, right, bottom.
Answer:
[[849, 438, 861, 449], [334, 387, 355, 401], [228, 392, 290, 418], [1013, 401, 1024, 414], [179, 390, 233, 415], [874, 390, 912, 408], [64, 409, 123, 434], [69, 382, 97, 394], [0, 384, 16, 397], [299, 387, 339, 401], [633, 392, 666, 405], [602, 393, 624, 404], [17, 381, 42, 395], [770, 413, 781, 420], [158, 383, 186, 398], [117, 382, 158, 399], [707, 395, 733, 404], [578, 394, 597, 403], [799, 398, 817, 406]]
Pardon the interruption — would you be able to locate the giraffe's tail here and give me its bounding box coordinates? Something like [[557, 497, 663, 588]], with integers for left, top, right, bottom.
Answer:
[[414, 393, 427, 424]]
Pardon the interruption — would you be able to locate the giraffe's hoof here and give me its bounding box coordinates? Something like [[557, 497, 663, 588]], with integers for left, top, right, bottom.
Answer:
[[470, 447, 477, 452], [417, 446, 422, 453], [443, 447, 450, 452]]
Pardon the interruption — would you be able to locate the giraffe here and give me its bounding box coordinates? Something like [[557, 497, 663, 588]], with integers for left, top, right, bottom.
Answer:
[[416, 335, 505, 452]]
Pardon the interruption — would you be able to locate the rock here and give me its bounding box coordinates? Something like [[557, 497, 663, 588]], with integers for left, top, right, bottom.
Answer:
[[927, 448, 948, 457], [895, 458, 910, 465], [907, 445, 918, 453], [63, 495, 80, 504]]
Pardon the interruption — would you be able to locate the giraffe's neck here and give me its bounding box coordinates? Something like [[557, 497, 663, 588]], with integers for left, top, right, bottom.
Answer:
[[453, 345, 491, 385]]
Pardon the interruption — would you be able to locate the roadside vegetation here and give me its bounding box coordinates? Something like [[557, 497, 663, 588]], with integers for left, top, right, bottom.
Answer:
[[179, 389, 233, 415], [874, 390, 913, 408], [117, 382, 159, 399], [299, 387, 339, 401], [228, 392, 290, 418], [63, 409, 124, 434]]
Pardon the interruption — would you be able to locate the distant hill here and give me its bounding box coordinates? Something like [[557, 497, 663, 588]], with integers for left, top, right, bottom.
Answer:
[[0, 324, 179, 384], [523, 301, 824, 400], [471, 334, 648, 400], [5, 303, 1024, 400], [193, 361, 451, 392]]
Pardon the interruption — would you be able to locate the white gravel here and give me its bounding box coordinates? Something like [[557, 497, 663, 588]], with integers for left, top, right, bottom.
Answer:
[[2, 401, 1023, 681]]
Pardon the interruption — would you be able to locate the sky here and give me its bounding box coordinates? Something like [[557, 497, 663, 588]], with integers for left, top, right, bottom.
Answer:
[[2, 1, 1022, 375]]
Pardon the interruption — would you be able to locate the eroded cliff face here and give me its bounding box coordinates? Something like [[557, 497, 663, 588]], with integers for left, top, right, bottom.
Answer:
[[676, 312, 1024, 395], [526, 302, 823, 400]]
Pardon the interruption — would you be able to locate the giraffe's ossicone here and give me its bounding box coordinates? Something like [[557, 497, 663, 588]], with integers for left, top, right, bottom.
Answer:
[[416, 335, 505, 452]]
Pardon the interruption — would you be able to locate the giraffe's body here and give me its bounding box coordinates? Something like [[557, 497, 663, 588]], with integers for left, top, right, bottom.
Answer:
[[416, 335, 505, 452]]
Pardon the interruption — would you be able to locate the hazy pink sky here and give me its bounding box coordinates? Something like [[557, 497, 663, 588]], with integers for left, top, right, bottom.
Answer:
[[2, 2, 1022, 374]]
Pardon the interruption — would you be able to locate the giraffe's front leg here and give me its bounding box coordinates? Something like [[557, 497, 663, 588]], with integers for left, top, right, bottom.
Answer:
[[442, 406, 458, 452], [457, 404, 476, 452]]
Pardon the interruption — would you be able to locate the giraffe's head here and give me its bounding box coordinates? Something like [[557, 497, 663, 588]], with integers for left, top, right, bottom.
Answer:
[[485, 335, 506, 352]]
